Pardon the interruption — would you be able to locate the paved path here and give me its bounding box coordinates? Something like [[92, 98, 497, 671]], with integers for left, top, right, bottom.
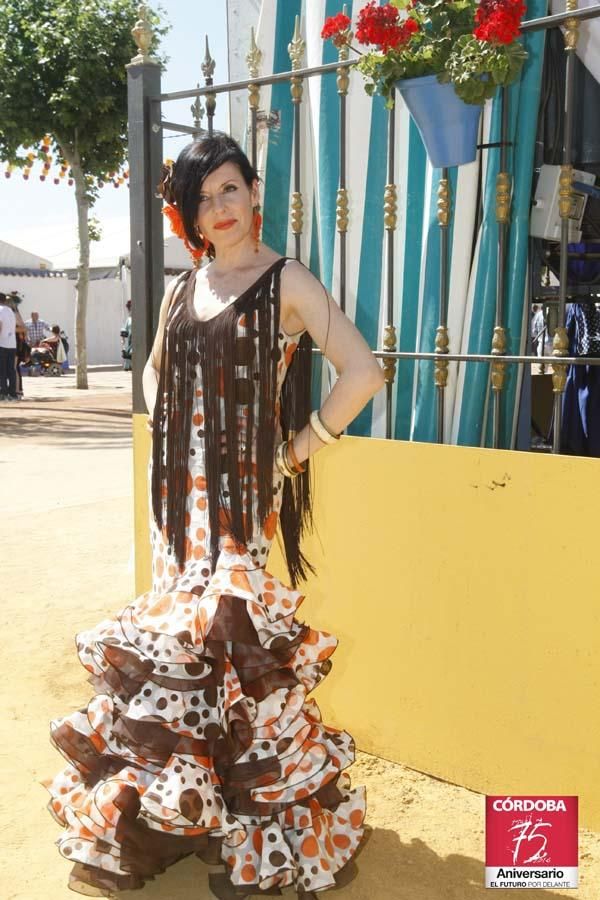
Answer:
[[0, 371, 598, 899]]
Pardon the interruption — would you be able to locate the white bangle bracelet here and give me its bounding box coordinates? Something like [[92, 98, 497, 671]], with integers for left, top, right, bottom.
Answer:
[[309, 410, 339, 445], [275, 441, 299, 478]]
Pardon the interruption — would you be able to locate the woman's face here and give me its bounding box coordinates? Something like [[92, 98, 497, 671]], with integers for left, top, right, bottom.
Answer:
[[195, 161, 258, 251]]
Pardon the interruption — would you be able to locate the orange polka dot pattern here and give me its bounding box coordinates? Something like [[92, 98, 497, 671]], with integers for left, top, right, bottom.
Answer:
[[44, 266, 367, 896]]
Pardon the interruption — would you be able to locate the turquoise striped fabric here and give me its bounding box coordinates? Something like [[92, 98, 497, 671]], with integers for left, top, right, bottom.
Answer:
[[458, 1, 547, 448], [395, 120, 427, 440], [245, 0, 547, 447], [349, 92, 388, 437], [262, 0, 300, 255]]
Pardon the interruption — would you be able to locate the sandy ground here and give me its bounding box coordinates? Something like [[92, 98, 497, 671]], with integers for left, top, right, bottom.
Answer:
[[1, 369, 599, 900]]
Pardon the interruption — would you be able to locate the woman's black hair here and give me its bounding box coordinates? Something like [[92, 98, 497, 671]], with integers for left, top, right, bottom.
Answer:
[[157, 132, 259, 258]]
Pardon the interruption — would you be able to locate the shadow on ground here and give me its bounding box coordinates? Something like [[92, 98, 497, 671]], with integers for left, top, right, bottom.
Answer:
[[115, 827, 570, 900], [0, 411, 132, 449]]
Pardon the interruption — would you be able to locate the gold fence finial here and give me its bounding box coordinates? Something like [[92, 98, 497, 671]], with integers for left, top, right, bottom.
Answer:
[[336, 4, 352, 92], [191, 84, 204, 134], [337, 3, 353, 65], [246, 26, 262, 79], [288, 15, 305, 71], [130, 3, 156, 65], [288, 16, 305, 104], [202, 36, 216, 124], [202, 35, 216, 80]]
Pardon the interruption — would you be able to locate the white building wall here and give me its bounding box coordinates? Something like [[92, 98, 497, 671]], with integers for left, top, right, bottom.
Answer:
[[0, 275, 127, 365]]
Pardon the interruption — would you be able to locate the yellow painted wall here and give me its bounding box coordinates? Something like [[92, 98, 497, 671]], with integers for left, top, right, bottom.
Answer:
[[134, 424, 600, 829], [133, 414, 153, 595]]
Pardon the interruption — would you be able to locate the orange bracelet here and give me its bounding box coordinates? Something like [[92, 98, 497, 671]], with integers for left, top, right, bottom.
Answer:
[[286, 439, 306, 474]]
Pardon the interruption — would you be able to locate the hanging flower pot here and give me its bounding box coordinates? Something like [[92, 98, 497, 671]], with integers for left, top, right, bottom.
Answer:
[[321, 2, 528, 166], [396, 75, 482, 168]]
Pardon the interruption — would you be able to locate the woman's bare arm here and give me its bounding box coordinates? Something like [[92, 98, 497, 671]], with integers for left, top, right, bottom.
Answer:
[[142, 277, 181, 419], [280, 260, 385, 463]]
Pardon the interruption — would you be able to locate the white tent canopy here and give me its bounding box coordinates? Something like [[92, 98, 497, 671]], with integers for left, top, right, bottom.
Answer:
[[0, 238, 52, 270]]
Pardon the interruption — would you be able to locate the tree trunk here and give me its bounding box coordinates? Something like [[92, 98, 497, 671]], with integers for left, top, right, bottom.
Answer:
[[61, 134, 90, 391], [73, 156, 90, 390]]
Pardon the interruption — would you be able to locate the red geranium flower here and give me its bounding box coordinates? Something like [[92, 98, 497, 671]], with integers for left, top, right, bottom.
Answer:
[[355, 1, 419, 53], [321, 12, 352, 48], [474, 0, 525, 45]]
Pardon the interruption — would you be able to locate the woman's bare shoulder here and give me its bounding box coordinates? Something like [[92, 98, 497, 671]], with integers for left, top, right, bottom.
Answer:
[[160, 273, 188, 311], [279, 260, 330, 337], [281, 258, 326, 298]]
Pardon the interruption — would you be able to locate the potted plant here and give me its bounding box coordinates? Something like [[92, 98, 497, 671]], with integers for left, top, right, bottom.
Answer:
[[321, 0, 528, 167]]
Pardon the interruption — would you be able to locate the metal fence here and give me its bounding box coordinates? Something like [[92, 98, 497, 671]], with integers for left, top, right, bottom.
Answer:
[[127, 3, 600, 454]]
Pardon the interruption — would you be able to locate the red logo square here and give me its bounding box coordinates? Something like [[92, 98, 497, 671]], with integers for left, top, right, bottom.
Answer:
[[485, 796, 578, 889]]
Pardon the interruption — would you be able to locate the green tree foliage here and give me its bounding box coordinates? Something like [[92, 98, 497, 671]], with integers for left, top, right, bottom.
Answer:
[[0, 1, 167, 387]]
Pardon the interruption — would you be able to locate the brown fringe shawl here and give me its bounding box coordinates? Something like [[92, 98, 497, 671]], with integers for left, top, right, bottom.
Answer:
[[151, 258, 314, 588]]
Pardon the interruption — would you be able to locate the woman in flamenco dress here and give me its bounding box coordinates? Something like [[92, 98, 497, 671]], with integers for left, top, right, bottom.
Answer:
[[45, 133, 385, 898]]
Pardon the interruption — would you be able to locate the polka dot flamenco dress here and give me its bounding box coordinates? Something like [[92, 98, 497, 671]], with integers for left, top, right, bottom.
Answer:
[[44, 258, 367, 898]]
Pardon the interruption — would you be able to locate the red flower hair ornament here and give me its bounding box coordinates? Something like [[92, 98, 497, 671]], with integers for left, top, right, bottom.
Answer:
[[158, 161, 210, 265], [162, 203, 208, 265]]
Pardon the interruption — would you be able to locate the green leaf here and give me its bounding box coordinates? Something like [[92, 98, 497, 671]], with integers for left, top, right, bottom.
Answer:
[[0, 0, 168, 177]]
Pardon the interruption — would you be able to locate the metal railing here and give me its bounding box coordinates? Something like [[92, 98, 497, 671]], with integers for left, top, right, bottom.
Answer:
[[127, 3, 600, 453]]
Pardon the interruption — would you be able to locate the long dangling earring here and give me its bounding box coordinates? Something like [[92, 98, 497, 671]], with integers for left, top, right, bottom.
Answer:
[[252, 205, 262, 254]]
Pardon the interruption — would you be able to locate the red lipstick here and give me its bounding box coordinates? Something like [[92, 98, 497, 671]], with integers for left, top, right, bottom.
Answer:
[[213, 219, 237, 230]]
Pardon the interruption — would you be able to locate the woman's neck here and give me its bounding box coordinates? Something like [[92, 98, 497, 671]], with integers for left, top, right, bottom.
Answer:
[[209, 239, 268, 276]]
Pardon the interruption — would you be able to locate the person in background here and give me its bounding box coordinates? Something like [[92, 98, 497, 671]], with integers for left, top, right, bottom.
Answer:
[[25, 310, 50, 346], [31, 325, 67, 367], [120, 299, 132, 371], [0, 293, 18, 401], [59, 328, 70, 371], [5, 291, 28, 398], [531, 304, 546, 357]]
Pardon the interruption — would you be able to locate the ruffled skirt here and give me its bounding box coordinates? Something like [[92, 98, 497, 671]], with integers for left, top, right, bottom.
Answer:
[[45, 548, 367, 896]]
